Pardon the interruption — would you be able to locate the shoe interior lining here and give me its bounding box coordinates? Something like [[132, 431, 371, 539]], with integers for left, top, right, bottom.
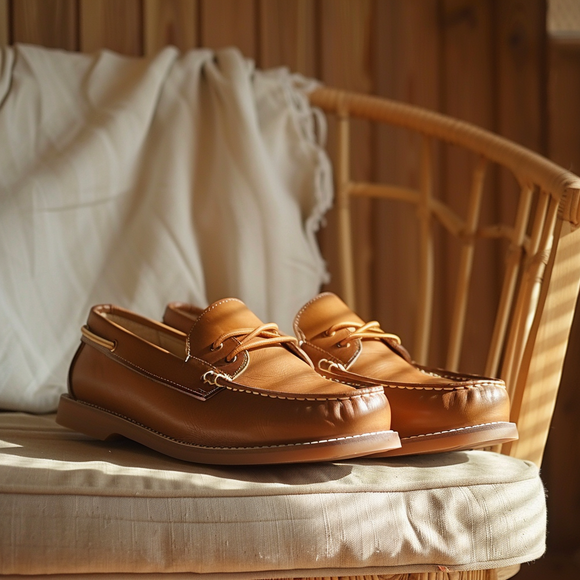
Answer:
[[104, 313, 186, 357]]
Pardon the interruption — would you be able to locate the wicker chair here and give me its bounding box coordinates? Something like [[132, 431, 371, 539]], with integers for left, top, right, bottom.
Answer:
[[305, 87, 580, 580], [2, 86, 580, 580]]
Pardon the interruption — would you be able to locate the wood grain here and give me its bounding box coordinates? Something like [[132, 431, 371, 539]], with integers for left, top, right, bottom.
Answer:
[[258, 0, 316, 75], [0, 0, 9, 46], [318, 0, 374, 320], [371, 0, 440, 355], [199, 0, 257, 57], [143, 0, 198, 56], [496, 0, 547, 154], [549, 38, 580, 171], [543, 34, 580, 555], [439, 0, 496, 372], [80, 0, 142, 55], [2, 1, 579, 571], [12, 0, 78, 49]]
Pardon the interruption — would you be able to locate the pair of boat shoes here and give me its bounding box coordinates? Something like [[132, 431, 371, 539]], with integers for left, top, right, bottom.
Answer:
[[56, 292, 518, 465]]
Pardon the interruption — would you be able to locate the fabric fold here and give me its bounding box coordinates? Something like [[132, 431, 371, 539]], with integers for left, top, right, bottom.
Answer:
[[0, 44, 333, 412]]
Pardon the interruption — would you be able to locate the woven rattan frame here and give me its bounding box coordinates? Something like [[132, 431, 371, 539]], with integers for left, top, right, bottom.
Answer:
[[304, 87, 580, 580], [308, 87, 580, 469]]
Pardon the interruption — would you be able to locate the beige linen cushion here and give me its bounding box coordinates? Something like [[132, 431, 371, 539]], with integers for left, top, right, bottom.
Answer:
[[0, 412, 545, 578]]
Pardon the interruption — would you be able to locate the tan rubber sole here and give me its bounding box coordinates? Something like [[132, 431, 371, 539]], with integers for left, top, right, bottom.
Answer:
[[56, 394, 402, 465], [368, 421, 519, 457]]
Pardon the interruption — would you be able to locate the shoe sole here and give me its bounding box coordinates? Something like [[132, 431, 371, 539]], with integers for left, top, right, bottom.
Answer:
[[367, 421, 519, 457], [56, 394, 402, 465]]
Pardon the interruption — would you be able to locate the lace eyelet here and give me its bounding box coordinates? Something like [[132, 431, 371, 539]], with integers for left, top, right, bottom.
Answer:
[[210, 343, 223, 352], [336, 342, 350, 349], [225, 355, 238, 364], [325, 330, 336, 337]]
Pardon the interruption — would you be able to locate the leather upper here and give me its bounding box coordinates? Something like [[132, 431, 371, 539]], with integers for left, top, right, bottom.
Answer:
[[293, 292, 512, 438], [68, 299, 393, 449]]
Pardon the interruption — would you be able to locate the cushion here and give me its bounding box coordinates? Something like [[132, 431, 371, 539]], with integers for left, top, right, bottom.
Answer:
[[0, 412, 546, 577]]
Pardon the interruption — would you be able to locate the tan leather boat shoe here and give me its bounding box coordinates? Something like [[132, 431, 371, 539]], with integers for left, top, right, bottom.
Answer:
[[291, 292, 518, 457], [56, 299, 400, 465]]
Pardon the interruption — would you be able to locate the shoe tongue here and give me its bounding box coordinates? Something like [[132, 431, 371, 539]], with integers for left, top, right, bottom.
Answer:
[[294, 292, 365, 341], [185, 297, 339, 393], [186, 298, 264, 357], [296, 293, 416, 376]]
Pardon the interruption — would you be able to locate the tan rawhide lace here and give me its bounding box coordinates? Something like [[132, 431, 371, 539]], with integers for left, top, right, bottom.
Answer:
[[212, 323, 298, 362], [325, 321, 401, 348]]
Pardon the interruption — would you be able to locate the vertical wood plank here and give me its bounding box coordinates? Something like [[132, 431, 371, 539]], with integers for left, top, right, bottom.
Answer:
[[143, 0, 199, 56], [440, 0, 496, 372], [549, 38, 580, 171], [258, 0, 317, 76], [494, 4, 580, 562], [199, 0, 257, 57], [441, 0, 495, 129], [0, 0, 9, 46], [544, 278, 580, 553], [11, 0, 78, 49], [496, 0, 547, 154], [543, 34, 580, 555], [318, 0, 374, 320], [371, 0, 440, 354], [493, 0, 548, 387], [80, 0, 143, 55], [495, 1, 548, 375]]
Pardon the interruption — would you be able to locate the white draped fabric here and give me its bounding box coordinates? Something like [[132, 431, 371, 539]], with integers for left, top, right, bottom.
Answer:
[[0, 44, 332, 412]]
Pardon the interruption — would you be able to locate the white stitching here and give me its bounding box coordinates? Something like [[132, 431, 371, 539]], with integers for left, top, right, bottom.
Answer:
[[76, 399, 391, 451], [293, 292, 329, 327], [188, 298, 243, 334], [400, 422, 511, 441], [381, 382, 500, 391], [223, 384, 382, 401], [185, 298, 245, 357], [109, 351, 211, 394], [319, 363, 502, 391], [104, 351, 382, 401]]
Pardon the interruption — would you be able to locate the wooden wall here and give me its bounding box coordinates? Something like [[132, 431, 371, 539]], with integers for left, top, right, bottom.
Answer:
[[542, 32, 580, 564], [1, 0, 579, 573], [0, 1, 549, 350]]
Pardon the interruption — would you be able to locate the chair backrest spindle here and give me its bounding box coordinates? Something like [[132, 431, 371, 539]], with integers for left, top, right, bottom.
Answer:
[[309, 87, 580, 466], [415, 135, 435, 365], [447, 156, 487, 371], [487, 183, 534, 383], [336, 110, 356, 311], [501, 193, 559, 396]]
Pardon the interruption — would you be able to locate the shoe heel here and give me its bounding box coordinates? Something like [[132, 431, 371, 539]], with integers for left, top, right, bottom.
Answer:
[[56, 394, 123, 441]]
